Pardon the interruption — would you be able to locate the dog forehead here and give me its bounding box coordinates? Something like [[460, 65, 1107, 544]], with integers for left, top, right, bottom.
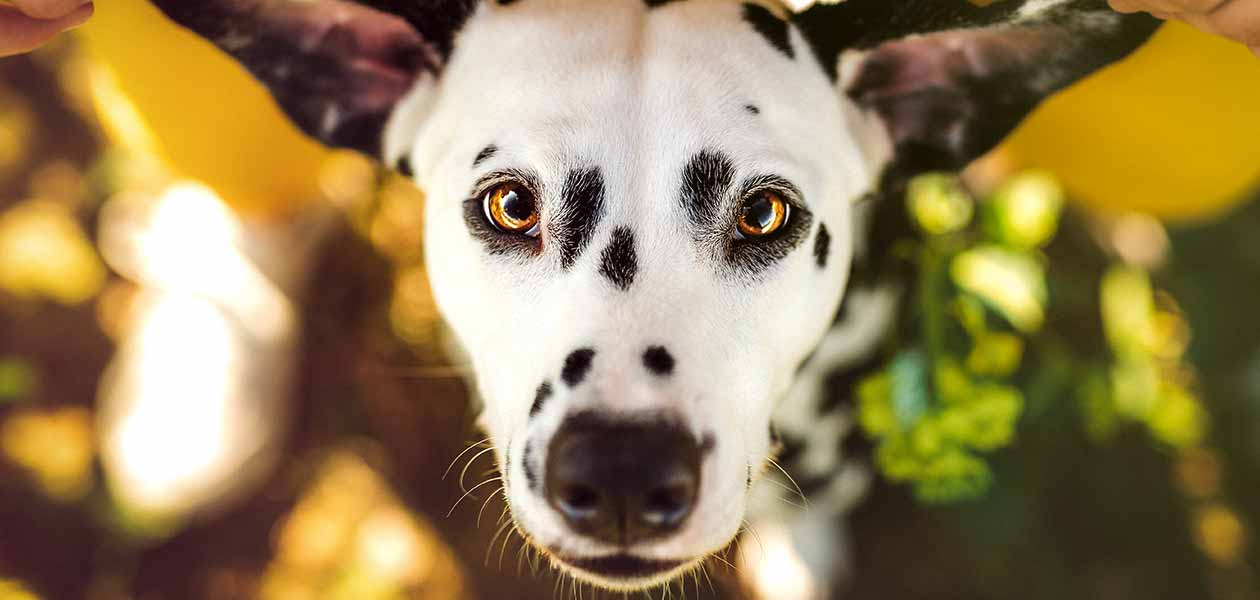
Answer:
[[410, 0, 845, 180]]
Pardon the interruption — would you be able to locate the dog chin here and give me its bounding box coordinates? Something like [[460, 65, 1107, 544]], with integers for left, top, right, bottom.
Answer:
[[549, 553, 702, 591]]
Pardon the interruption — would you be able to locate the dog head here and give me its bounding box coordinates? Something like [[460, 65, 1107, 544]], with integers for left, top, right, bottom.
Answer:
[[153, 0, 1156, 589]]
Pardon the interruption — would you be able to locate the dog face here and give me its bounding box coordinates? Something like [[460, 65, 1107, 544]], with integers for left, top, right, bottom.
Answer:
[[397, 3, 874, 586], [152, 0, 1157, 589]]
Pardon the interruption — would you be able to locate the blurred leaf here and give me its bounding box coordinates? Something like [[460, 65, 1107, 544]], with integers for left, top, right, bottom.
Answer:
[[907, 174, 974, 236], [952, 245, 1047, 333], [890, 350, 930, 430], [1101, 265, 1155, 358], [966, 333, 1024, 377], [0, 201, 107, 305], [983, 170, 1064, 249], [911, 448, 992, 503], [0, 358, 37, 403], [1149, 382, 1207, 449]]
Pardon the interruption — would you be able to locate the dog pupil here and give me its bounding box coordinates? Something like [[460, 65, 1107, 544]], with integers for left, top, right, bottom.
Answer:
[[744, 196, 774, 230], [502, 188, 534, 221]]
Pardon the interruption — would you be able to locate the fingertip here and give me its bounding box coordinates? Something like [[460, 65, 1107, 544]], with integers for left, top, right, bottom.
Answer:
[[8, 0, 84, 20], [63, 1, 93, 29]]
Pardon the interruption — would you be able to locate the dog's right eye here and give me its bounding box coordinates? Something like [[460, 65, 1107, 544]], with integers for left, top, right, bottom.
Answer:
[[484, 182, 541, 236]]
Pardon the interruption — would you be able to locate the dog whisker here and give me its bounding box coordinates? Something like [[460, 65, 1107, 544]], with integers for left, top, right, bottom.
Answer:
[[485, 516, 515, 566], [458, 445, 498, 493], [475, 483, 504, 528], [761, 478, 808, 510], [766, 456, 809, 508], [442, 437, 490, 481], [446, 476, 502, 518]]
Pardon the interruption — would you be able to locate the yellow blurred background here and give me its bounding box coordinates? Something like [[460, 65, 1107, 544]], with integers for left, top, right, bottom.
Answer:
[[76, 0, 1260, 221]]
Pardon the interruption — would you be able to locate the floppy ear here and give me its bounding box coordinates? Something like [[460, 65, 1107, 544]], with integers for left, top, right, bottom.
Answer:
[[149, 0, 477, 158], [795, 0, 1160, 188]]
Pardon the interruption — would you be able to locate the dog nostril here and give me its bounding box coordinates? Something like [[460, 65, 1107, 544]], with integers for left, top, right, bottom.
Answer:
[[642, 483, 694, 528], [545, 413, 701, 546], [559, 485, 601, 517]]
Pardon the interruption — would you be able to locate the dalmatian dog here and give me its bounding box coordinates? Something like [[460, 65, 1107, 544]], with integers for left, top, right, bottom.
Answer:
[[150, 0, 1157, 594]]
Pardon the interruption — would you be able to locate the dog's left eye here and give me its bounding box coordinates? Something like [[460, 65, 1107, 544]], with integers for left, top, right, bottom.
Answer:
[[736, 191, 790, 238], [484, 182, 541, 236]]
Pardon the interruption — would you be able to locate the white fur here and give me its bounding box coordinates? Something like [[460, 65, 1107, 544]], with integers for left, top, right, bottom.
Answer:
[[390, 0, 888, 590]]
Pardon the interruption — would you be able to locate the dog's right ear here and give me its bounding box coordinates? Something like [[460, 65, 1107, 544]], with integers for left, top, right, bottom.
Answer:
[[150, 0, 477, 159]]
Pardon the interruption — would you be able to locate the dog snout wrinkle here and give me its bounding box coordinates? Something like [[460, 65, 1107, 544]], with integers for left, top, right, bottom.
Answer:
[[561, 348, 596, 387], [545, 414, 700, 546]]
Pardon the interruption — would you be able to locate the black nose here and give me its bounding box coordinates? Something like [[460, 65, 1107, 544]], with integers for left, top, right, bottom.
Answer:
[[544, 414, 701, 546]]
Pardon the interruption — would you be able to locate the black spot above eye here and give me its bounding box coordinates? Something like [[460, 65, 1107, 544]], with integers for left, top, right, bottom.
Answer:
[[473, 144, 498, 166], [680, 150, 737, 234], [561, 348, 596, 387], [744, 104, 761, 115], [551, 168, 606, 269]]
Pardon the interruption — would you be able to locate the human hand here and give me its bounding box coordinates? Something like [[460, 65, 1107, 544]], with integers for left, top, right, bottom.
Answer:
[[1109, 0, 1260, 56], [0, 0, 94, 57]]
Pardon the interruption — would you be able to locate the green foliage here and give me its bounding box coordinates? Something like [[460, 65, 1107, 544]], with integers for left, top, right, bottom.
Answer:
[[856, 171, 1208, 503], [0, 358, 36, 404]]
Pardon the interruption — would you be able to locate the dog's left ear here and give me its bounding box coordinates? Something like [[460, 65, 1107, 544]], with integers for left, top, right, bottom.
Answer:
[[150, 0, 476, 158], [795, 0, 1160, 187]]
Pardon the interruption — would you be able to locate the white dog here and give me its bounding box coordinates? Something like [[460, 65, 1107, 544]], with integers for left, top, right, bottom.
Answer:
[[150, 0, 1157, 593]]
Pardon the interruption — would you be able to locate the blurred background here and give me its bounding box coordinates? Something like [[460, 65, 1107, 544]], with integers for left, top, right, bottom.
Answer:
[[1, 1, 1259, 599]]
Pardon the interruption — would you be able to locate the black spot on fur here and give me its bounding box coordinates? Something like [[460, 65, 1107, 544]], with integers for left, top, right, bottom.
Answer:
[[550, 168, 606, 269], [744, 104, 760, 115], [743, 3, 794, 59], [395, 156, 414, 177], [840, 426, 875, 463], [473, 144, 498, 166], [643, 346, 675, 376], [523, 441, 539, 490], [530, 381, 552, 417], [598, 227, 638, 291], [814, 223, 831, 268], [701, 433, 716, 454], [680, 150, 736, 233], [818, 351, 886, 414], [561, 348, 596, 387], [644, 0, 682, 6]]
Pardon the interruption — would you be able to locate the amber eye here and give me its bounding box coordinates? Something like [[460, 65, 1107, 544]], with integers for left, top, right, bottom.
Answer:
[[483, 182, 540, 235], [736, 191, 790, 238]]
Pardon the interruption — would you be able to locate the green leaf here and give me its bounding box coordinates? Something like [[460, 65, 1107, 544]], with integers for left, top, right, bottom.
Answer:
[[952, 245, 1047, 333], [890, 350, 930, 430], [0, 358, 37, 403], [984, 170, 1064, 249], [907, 173, 974, 236]]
